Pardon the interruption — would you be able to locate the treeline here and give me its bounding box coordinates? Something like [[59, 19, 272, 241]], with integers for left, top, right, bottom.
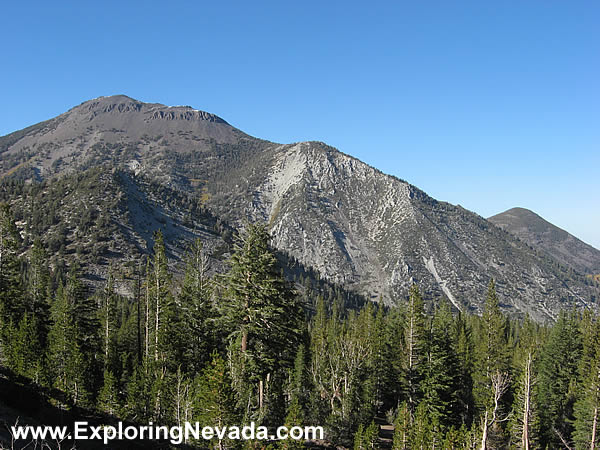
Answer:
[[1, 203, 600, 449]]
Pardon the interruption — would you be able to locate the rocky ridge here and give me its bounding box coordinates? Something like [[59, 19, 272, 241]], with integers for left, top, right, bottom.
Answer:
[[1, 95, 598, 321]]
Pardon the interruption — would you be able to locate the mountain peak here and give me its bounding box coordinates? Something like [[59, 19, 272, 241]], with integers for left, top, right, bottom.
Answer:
[[489, 207, 600, 274], [73, 95, 228, 124]]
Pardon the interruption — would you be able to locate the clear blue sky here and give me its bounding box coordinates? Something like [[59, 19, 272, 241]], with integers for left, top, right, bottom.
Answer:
[[2, 1, 599, 248]]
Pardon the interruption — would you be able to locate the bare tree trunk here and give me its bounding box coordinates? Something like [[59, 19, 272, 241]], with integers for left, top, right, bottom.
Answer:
[[155, 267, 160, 362], [259, 379, 264, 411], [522, 352, 533, 450], [480, 410, 489, 450], [591, 406, 598, 450], [145, 279, 150, 363]]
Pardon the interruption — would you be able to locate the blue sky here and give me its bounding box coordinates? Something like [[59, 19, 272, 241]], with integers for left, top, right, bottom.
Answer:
[[2, 1, 599, 248]]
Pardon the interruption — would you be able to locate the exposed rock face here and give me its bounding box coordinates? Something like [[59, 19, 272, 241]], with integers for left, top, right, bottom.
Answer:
[[489, 207, 600, 275], [1, 96, 597, 321]]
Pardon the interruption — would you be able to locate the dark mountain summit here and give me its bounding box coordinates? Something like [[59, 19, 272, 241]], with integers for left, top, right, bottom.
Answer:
[[1, 95, 597, 321], [489, 207, 600, 275]]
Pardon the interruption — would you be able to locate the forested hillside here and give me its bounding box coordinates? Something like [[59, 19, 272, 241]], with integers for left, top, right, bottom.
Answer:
[[1, 203, 600, 449]]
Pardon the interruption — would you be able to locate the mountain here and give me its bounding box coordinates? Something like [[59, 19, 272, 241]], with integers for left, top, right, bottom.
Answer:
[[1, 95, 598, 321], [489, 207, 600, 275]]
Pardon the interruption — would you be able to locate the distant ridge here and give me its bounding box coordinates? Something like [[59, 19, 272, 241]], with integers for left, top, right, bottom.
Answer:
[[489, 207, 600, 275], [1, 95, 598, 321]]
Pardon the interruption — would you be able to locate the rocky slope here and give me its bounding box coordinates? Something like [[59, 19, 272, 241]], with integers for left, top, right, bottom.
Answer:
[[1, 95, 597, 321], [489, 207, 600, 275]]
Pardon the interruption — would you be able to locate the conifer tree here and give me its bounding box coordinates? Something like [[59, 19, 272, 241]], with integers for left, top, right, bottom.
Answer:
[[0, 203, 25, 330], [402, 284, 425, 418], [98, 369, 121, 416], [573, 317, 600, 449], [4, 313, 45, 382], [47, 283, 90, 407], [473, 279, 511, 449], [420, 301, 460, 432], [509, 315, 540, 449], [392, 402, 411, 450], [178, 238, 213, 372], [24, 239, 51, 349], [537, 311, 582, 447], [452, 311, 475, 426], [221, 223, 302, 423], [99, 270, 119, 373], [194, 352, 237, 449]]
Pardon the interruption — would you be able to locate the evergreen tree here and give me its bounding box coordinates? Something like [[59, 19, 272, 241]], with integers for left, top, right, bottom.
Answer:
[[353, 420, 378, 450], [98, 369, 121, 416], [402, 284, 425, 418], [509, 315, 540, 449], [392, 402, 411, 450], [47, 283, 90, 407], [452, 311, 475, 427], [194, 352, 237, 449], [473, 279, 511, 449], [4, 313, 45, 383], [24, 239, 51, 348], [98, 270, 119, 373], [420, 301, 460, 432], [0, 203, 25, 331], [221, 223, 302, 424], [573, 316, 600, 449], [537, 311, 582, 447], [178, 237, 214, 372]]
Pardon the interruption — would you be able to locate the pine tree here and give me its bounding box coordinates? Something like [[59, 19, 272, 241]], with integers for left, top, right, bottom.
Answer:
[[97, 369, 121, 416], [452, 311, 475, 427], [47, 283, 90, 407], [353, 420, 378, 449], [221, 223, 302, 424], [392, 402, 411, 450], [402, 284, 425, 418], [25, 240, 51, 351], [537, 311, 582, 447], [99, 270, 119, 373], [509, 315, 540, 449], [4, 313, 45, 382], [0, 203, 25, 331], [420, 301, 460, 432], [178, 238, 213, 372], [473, 279, 511, 449], [194, 351, 237, 449], [573, 317, 600, 449]]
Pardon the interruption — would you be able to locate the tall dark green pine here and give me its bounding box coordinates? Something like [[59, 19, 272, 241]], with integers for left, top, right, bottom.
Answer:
[[473, 279, 511, 449], [402, 284, 425, 418], [25, 239, 51, 349], [509, 315, 540, 450], [420, 301, 460, 432], [4, 313, 44, 383], [573, 315, 600, 449], [145, 230, 176, 422], [193, 351, 237, 449], [308, 296, 331, 426], [451, 311, 475, 426], [97, 369, 121, 416], [98, 270, 119, 374], [537, 311, 582, 447], [64, 269, 101, 394], [177, 238, 214, 373], [0, 203, 25, 331], [47, 283, 90, 407], [220, 223, 303, 425], [281, 345, 309, 449]]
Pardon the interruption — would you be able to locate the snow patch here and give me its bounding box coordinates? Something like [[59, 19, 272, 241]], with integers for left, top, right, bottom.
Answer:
[[423, 256, 462, 312]]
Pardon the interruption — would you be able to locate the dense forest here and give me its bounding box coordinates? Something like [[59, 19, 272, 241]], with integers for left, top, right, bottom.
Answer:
[[1, 202, 600, 449]]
